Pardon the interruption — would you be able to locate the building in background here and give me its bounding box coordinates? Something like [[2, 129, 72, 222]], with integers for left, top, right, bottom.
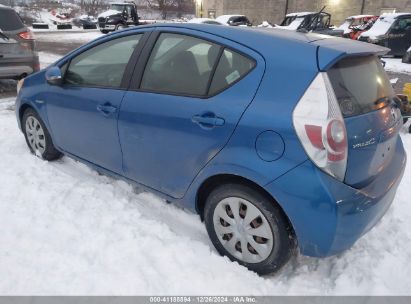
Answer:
[[198, 0, 411, 26]]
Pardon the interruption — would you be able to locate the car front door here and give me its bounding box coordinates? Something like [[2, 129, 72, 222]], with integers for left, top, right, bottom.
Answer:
[[118, 29, 265, 198], [387, 17, 411, 55], [45, 33, 146, 173]]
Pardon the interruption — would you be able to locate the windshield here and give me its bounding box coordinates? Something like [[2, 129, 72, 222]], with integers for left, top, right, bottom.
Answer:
[[338, 20, 352, 33], [111, 4, 126, 12], [281, 16, 296, 26], [362, 16, 395, 38], [328, 56, 395, 117]]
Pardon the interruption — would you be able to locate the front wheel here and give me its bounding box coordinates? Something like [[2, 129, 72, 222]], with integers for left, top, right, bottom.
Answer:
[[100, 30, 109, 34], [403, 51, 411, 64], [204, 183, 295, 275], [22, 108, 62, 161], [115, 24, 127, 31]]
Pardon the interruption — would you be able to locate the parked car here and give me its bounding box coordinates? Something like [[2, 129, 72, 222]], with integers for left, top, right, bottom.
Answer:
[[338, 14, 379, 40], [216, 15, 252, 26], [98, 1, 140, 33], [402, 45, 411, 63], [188, 18, 224, 25], [359, 13, 411, 56], [72, 15, 98, 29], [0, 5, 39, 80], [276, 10, 343, 36], [15, 24, 406, 274]]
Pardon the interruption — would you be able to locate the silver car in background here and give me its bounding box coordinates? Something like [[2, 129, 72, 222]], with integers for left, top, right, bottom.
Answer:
[[0, 5, 39, 80]]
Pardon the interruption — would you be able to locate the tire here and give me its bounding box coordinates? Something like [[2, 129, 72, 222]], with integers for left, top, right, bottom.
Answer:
[[22, 108, 62, 161], [115, 24, 127, 31], [403, 51, 411, 64], [100, 30, 109, 34], [204, 183, 295, 275]]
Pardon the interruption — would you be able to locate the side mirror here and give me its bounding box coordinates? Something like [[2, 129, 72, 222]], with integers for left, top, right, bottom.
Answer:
[[45, 66, 62, 86]]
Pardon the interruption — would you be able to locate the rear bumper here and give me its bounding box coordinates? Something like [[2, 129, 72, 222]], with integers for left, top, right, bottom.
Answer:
[[265, 139, 406, 257], [0, 56, 39, 79]]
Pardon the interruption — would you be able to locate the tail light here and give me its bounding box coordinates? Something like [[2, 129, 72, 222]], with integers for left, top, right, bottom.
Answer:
[[18, 30, 34, 40], [293, 72, 347, 181]]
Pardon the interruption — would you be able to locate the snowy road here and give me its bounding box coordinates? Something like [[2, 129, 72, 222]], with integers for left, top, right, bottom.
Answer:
[[0, 34, 411, 295]]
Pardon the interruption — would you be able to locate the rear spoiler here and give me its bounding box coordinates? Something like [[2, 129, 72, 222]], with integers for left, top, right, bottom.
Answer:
[[310, 37, 389, 70]]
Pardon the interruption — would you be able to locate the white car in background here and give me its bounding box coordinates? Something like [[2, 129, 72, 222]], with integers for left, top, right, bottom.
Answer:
[[276, 12, 316, 30], [215, 15, 252, 26], [188, 18, 224, 25]]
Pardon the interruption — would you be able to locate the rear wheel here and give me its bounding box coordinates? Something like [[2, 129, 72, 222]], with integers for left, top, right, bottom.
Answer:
[[100, 30, 109, 34], [22, 108, 62, 161], [204, 183, 295, 275]]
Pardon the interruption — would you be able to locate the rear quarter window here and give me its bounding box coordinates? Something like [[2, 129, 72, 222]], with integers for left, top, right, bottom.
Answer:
[[327, 56, 395, 117], [0, 9, 25, 31], [209, 49, 255, 95]]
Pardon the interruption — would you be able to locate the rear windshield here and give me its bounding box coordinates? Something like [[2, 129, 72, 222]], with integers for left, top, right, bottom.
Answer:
[[0, 9, 25, 31], [327, 56, 395, 117]]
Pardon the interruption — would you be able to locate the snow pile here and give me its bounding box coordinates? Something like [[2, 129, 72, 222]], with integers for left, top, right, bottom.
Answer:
[[384, 58, 411, 75], [34, 31, 103, 44], [359, 14, 398, 39]]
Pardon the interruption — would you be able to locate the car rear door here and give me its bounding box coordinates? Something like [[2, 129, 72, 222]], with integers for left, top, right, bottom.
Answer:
[[118, 28, 265, 198], [45, 32, 148, 174]]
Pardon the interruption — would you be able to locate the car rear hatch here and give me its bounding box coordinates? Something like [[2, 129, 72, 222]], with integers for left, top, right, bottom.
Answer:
[[328, 55, 403, 189], [0, 36, 24, 58], [314, 39, 404, 190], [0, 7, 35, 55]]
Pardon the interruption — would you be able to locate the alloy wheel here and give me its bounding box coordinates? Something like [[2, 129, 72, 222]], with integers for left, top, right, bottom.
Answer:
[[25, 116, 46, 155]]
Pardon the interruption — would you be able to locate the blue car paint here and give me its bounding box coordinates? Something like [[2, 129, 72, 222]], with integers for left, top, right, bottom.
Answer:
[[118, 27, 266, 199], [15, 24, 406, 258]]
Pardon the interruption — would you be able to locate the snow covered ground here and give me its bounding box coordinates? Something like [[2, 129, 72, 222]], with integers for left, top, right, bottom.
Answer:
[[34, 30, 103, 44], [384, 58, 411, 75], [0, 50, 411, 295]]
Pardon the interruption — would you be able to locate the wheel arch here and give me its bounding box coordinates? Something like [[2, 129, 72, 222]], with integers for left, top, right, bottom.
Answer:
[[195, 174, 296, 239], [19, 103, 35, 124]]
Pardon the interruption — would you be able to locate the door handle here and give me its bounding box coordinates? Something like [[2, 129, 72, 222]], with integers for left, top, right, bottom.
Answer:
[[192, 113, 225, 128], [97, 103, 117, 116]]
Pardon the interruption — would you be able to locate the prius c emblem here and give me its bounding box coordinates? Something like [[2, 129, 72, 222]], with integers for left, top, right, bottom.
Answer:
[[352, 138, 376, 149]]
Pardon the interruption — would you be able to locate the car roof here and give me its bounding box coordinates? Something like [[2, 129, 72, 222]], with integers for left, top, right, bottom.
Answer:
[[0, 4, 13, 10], [286, 12, 316, 17], [120, 23, 385, 53], [110, 2, 133, 4], [127, 22, 324, 43], [380, 12, 411, 18], [188, 18, 223, 24], [216, 15, 246, 23], [346, 14, 377, 19]]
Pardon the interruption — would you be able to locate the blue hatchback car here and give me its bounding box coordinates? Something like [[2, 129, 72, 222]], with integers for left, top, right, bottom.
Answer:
[[15, 24, 406, 274]]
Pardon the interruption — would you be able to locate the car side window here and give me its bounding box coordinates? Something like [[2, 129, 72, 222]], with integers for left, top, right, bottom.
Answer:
[[64, 34, 142, 88], [208, 48, 255, 95], [140, 33, 221, 96]]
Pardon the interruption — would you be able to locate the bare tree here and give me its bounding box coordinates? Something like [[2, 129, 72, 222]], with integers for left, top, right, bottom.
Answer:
[[80, 0, 106, 16], [144, 0, 194, 19]]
